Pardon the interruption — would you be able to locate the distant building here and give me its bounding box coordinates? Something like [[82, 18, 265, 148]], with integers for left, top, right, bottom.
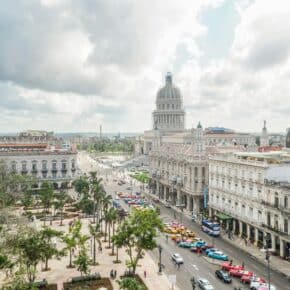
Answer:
[[286, 128, 290, 148], [260, 121, 269, 147], [0, 143, 77, 189]]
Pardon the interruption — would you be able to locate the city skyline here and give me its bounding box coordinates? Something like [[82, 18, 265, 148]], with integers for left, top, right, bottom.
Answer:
[[0, 0, 290, 133]]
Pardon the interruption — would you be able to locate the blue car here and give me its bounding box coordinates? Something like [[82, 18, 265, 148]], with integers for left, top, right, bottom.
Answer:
[[205, 248, 218, 254], [178, 241, 192, 248], [192, 241, 207, 248], [207, 251, 228, 261]]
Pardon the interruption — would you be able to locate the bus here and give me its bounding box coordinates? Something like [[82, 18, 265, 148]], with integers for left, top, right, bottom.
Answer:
[[202, 219, 220, 237]]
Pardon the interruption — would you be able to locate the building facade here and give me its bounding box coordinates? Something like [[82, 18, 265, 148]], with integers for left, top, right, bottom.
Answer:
[[149, 124, 207, 213], [0, 143, 77, 189], [208, 151, 290, 258], [153, 72, 185, 132]]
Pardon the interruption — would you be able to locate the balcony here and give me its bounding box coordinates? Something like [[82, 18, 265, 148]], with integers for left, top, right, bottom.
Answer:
[[261, 223, 288, 236], [61, 168, 67, 173], [31, 169, 38, 174], [52, 168, 58, 173], [21, 169, 28, 174], [42, 168, 48, 173], [71, 167, 76, 172]]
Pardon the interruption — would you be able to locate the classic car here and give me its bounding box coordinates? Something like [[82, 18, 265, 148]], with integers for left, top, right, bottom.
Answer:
[[207, 251, 229, 261]]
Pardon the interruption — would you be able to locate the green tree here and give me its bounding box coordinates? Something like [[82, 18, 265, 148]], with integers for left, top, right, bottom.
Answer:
[[117, 277, 145, 290], [74, 248, 91, 277], [73, 176, 89, 198], [112, 209, 163, 274], [88, 223, 102, 265], [39, 226, 63, 271], [12, 230, 43, 283], [54, 190, 68, 226], [39, 182, 54, 226]]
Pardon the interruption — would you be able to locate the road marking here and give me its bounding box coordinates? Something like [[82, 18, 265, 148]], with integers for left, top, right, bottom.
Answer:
[[192, 264, 199, 271]]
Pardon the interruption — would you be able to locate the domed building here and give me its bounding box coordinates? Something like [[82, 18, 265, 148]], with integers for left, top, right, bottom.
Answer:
[[152, 72, 185, 131]]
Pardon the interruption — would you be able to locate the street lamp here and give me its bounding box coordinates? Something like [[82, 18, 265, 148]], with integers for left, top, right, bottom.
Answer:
[[158, 245, 163, 274], [265, 234, 271, 290]]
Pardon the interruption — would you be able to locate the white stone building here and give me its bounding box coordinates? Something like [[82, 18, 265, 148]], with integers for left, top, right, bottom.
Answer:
[[0, 143, 77, 189], [208, 151, 290, 258]]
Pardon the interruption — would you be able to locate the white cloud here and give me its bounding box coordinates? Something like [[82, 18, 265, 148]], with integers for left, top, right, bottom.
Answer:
[[1, 0, 290, 133]]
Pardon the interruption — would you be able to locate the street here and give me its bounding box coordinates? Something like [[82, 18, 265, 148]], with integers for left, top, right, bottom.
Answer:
[[78, 152, 290, 290]]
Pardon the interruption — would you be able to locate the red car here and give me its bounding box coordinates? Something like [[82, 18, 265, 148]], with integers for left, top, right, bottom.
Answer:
[[229, 269, 253, 278], [241, 276, 265, 284], [240, 272, 257, 283], [221, 262, 244, 271]]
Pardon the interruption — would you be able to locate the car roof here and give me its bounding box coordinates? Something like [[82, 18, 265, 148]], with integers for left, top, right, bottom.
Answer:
[[199, 278, 210, 283]]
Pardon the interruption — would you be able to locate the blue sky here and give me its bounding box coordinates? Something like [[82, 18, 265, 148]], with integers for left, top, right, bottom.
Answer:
[[0, 0, 289, 133]]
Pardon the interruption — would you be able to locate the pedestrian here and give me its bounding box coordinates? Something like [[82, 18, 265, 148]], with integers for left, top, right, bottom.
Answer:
[[110, 269, 114, 278], [242, 261, 245, 268], [177, 263, 180, 270], [114, 270, 117, 278], [166, 234, 168, 243], [144, 270, 146, 278], [229, 259, 233, 266]]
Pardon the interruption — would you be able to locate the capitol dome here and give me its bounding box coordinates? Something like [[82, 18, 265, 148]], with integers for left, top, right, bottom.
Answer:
[[157, 72, 182, 100], [152, 72, 185, 132]]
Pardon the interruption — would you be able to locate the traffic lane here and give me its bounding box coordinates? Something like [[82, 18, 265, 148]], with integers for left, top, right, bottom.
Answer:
[[149, 233, 241, 290], [104, 183, 241, 290], [159, 205, 289, 290]]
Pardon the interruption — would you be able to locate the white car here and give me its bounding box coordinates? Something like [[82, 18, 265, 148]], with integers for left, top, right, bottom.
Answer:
[[250, 281, 276, 290], [171, 253, 184, 264], [197, 278, 214, 290]]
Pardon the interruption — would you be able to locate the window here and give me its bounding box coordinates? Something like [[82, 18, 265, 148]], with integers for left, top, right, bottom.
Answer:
[[284, 219, 288, 234], [194, 167, 198, 177], [21, 161, 27, 173], [274, 193, 279, 208], [284, 196, 288, 208], [52, 160, 57, 171]]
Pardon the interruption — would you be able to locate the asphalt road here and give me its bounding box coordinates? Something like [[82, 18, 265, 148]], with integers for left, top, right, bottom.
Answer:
[[78, 152, 290, 290]]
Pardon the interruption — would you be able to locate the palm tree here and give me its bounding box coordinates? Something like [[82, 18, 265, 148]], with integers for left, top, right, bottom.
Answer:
[[89, 172, 104, 224], [88, 223, 102, 265], [102, 195, 112, 240], [108, 207, 118, 252], [54, 190, 68, 226]]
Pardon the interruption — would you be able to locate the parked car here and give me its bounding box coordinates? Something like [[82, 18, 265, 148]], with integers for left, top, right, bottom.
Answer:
[[197, 278, 214, 290], [215, 270, 232, 283], [178, 241, 194, 248], [171, 253, 184, 264], [164, 202, 171, 208], [192, 240, 207, 248]]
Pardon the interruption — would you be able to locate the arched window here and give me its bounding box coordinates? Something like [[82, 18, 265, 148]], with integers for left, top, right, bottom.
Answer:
[[52, 160, 57, 171], [32, 160, 37, 172]]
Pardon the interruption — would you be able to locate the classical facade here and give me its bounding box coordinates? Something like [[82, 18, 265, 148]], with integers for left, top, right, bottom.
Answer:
[[149, 123, 207, 213], [0, 143, 77, 189], [208, 151, 290, 258], [152, 72, 185, 132]]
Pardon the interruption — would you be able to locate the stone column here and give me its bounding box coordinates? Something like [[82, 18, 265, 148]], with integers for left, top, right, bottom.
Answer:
[[271, 234, 276, 250], [279, 238, 285, 258], [177, 188, 181, 205], [254, 227, 259, 246], [187, 195, 191, 211], [232, 219, 236, 233], [246, 224, 251, 240], [239, 221, 243, 237]]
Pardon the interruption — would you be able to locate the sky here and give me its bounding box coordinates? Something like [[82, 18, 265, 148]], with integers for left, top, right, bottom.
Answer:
[[0, 0, 290, 133]]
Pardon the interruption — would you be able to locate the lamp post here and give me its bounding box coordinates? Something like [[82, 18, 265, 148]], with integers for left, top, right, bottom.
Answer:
[[265, 234, 271, 290], [158, 245, 163, 274]]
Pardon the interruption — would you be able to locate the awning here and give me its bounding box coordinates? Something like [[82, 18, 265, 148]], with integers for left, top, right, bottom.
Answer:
[[215, 212, 232, 220]]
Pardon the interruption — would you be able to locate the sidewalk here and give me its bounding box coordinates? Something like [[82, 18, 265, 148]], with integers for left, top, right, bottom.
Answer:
[[221, 234, 290, 280]]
